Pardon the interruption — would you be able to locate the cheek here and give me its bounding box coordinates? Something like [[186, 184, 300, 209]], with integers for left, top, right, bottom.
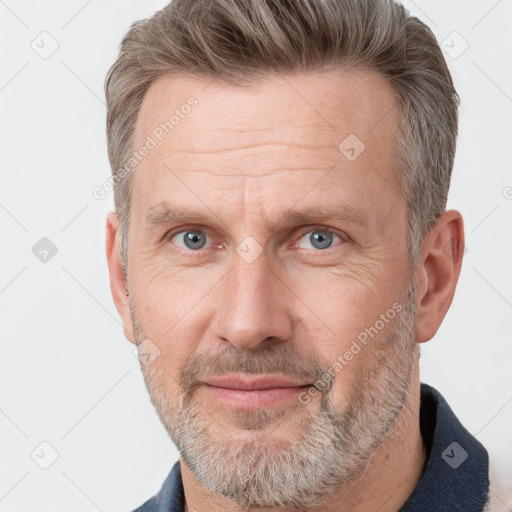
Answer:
[[131, 254, 223, 328], [295, 271, 400, 406], [131, 274, 213, 376], [296, 268, 389, 342]]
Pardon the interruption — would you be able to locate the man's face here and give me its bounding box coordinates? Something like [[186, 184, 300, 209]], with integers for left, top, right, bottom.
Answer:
[[125, 70, 418, 508]]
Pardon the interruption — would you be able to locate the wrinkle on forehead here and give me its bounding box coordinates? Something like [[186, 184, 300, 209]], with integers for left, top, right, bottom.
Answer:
[[129, 69, 403, 238], [133, 69, 398, 161]]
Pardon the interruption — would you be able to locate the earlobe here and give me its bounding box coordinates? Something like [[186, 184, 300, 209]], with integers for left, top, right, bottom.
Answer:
[[105, 211, 135, 343], [414, 210, 465, 343]]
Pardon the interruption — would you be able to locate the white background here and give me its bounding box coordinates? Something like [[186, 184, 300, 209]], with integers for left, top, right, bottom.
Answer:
[[1, 0, 511, 510]]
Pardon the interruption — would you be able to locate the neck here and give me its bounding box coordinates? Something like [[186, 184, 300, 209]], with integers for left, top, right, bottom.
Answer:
[[182, 374, 426, 512]]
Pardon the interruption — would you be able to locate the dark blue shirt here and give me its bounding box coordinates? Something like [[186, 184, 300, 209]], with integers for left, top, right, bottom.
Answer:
[[134, 383, 490, 511]]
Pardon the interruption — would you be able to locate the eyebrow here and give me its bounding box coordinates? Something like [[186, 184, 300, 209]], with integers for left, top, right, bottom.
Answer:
[[144, 201, 371, 231]]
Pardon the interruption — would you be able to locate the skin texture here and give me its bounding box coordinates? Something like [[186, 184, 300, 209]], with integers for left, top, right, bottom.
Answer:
[[106, 70, 465, 511]]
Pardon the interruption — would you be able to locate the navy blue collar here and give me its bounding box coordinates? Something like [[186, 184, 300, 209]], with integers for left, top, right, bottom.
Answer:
[[134, 383, 489, 512], [399, 383, 489, 511]]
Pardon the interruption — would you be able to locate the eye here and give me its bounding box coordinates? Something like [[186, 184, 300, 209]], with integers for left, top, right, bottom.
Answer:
[[296, 229, 345, 250], [169, 230, 212, 251]]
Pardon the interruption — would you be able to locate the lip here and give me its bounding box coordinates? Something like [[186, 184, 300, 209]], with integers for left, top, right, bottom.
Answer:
[[203, 374, 309, 390], [201, 374, 311, 409]]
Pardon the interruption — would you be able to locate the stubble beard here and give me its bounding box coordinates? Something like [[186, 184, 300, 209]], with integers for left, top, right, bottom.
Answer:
[[133, 281, 419, 510]]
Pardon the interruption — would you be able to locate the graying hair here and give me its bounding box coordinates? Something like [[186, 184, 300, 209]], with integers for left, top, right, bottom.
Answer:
[[105, 0, 459, 277]]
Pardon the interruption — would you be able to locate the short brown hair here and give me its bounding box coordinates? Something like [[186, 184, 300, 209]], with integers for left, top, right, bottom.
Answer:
[[105, 0, 460, 272]]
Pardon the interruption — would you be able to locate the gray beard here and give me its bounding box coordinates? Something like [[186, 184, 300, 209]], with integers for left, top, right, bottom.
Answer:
[[134, 281, 419, 510]]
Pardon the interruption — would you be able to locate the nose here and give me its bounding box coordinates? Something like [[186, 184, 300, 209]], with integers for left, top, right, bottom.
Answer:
[[209, 248, 293, 350]]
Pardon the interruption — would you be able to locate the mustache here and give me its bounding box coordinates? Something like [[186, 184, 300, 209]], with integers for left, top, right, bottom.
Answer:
[[180, 342, 333, 395]]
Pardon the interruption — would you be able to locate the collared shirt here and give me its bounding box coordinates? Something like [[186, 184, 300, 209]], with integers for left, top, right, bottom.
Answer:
[[133, 383, 490, 512]]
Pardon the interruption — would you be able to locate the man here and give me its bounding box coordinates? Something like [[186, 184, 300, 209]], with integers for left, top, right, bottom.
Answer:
[[104, 0, 490, 510]]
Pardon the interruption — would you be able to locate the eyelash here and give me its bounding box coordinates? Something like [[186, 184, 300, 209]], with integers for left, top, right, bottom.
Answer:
[[164, 226, 348, 254]]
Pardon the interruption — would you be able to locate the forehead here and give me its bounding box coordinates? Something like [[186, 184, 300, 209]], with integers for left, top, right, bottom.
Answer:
[[134, 69, 398, 158], [130, 69, 402, 218]]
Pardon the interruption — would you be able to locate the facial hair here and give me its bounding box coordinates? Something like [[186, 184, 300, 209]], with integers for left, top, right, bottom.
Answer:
[[132, 280, 419, 510]]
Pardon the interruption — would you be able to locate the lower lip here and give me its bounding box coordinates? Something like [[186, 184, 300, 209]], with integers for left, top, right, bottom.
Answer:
[[203, 384, 310, 408]]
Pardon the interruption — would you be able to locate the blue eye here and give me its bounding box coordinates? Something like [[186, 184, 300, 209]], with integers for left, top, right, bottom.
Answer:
[[297, 230, 343, 250], [167, 228, 345, 254], [171, 230, 210, 251]]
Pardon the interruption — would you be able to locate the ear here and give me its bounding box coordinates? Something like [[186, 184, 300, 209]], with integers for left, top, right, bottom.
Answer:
[[414, 209, 465, 344], [105, 211, 135, 343]]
